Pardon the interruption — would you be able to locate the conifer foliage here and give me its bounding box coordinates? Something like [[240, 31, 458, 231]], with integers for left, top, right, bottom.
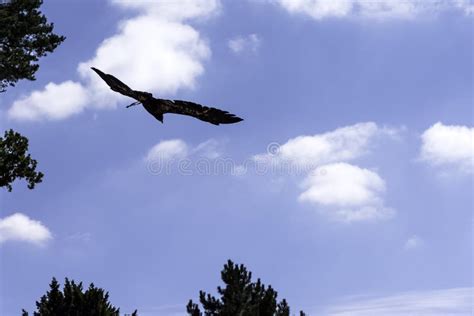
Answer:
[[0, 129, 43, 191], [22, 278, 137, 316], [187, 260, 306, 316], [0, 0, 65, 92]]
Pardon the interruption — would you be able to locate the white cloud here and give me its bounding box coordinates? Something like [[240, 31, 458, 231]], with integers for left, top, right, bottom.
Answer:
[[77, 17, 210, 104], [299, 163, 393, 222], [276, 0, 353, 19], [419, 122, 474, 174], [271, 0, 473, 20], [325, 287, 473, 316], [254, 122, 397, 223], [0, 213, 52, 246], [145, 139, 189, 163], [144, 138, 226, 163], [228, 34, 261, 54], [8, 81, 88, 121], [109, 0, 220, 21], [255, 122, 398, 170], [8, 0, 219, 121], [404, 235, 424, 250], [143, 138, 235, 176]]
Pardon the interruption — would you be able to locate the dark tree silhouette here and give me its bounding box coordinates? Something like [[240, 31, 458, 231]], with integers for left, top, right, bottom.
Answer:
[[22, 278, 138, 316], [187, 260, 306, 316], [0, 129, 43, 191], [1, 0, 64, 189], [0, 0, 65, 92]]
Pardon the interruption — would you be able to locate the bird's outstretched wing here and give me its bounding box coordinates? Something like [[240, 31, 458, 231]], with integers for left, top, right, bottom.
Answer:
[[163, 100, 243, 125], [91, 67, 243, 125], [91, 67, 144, 100]]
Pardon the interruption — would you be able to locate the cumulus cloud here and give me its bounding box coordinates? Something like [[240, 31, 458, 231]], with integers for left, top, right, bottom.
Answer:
[[299, 163, 393, 222], [109, 0, 220, 20], [8, 0, 220, 121], [254, 122, 397, 222], [419, 122, 474, 174], [271, 0, 473, 20], [0, 213, 52, 246], [325, 287, 473, 316], [255, 122, 398, 169], [404, 235, 424, 250], [144, 138, 225, 163], [77, 17, 211, 103], [9, 81, 89, 121], [143, 138, 233, 176], [228, 34, 261, 54]]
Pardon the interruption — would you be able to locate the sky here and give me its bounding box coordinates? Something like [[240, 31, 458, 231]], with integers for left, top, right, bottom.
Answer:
[[0, 0, 473, 315]]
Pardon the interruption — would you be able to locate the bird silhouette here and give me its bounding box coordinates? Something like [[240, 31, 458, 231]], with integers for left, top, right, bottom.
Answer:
[[91, 67, 243, 125]]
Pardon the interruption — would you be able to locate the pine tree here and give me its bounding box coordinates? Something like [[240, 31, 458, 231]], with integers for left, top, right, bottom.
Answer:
[[187, 260, 306, 316], [0, 129, 43, 191], [1, 0, 65, 189], [0, 0, 65, 92], [22, 277, 138, 316]]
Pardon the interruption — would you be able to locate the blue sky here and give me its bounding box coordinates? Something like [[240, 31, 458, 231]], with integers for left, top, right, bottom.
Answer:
[[0, 0, 473, 315]]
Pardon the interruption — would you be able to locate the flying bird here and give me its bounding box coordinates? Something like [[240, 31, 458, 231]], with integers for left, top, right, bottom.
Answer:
[[91, 67, 243, 125]]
